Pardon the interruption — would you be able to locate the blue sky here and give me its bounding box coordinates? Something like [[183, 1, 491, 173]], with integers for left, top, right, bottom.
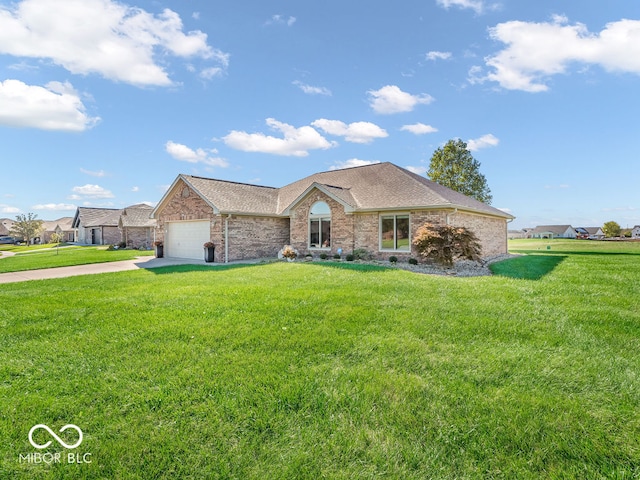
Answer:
[[1, 0, 639, 230]]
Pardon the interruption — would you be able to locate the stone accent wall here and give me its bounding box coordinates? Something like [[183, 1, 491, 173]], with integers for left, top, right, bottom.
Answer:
[[227, 215, 290, 261], [289, 190, 355, 256]]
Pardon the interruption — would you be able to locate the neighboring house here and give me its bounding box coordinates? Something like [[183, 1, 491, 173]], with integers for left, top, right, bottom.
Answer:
[[119, 204, 156, 249], [41, 217, 75, 243], [584, 227, 605, 240], [529, 225, 577, 239], [151, 162, 514, 263], [0, 218, 14, 236], [72, 207, 123, 245], [73, 205, 157, 248], [632, 225, 640, 239], [508, 229, 527, 239], [574, 227, 590, 239]]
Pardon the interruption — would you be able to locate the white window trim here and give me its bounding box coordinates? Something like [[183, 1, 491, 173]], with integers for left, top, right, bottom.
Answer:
[[309, 202, 331, 250], [379, 213, 411, 252]]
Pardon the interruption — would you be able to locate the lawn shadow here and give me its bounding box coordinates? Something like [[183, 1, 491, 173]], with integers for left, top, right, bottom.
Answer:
[[490, 254, 566, 280]]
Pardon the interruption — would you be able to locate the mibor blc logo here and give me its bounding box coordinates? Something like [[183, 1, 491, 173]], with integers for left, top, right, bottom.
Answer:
[[19, 424, 92, 465], [29, 424, 83, 449]]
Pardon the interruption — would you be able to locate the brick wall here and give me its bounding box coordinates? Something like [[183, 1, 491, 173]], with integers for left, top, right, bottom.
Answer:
[[227, 215, 290, 261], [289, 190, 354, 256], [123, 227, 152, 249], [448, 211, 508, 257]]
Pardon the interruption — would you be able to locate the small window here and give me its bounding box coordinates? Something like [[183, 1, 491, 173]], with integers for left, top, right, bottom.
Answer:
[[380, 215, 410, 251], [309, 202, 331, 249]]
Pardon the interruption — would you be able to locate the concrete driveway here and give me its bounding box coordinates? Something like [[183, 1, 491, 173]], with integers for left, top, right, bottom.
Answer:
[[0, 256, 208, 284]]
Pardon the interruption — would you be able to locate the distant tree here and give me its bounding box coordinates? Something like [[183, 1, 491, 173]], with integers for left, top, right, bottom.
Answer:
[[428, 139, 493, 204], [50, 231, 64, 255], [602, 221, 621, 238], [10, 213, 44, 246]]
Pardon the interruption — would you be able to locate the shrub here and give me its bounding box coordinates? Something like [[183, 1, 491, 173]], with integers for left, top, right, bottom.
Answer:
[[408, 257, 418, 265], [412, 222, 481, 267], [345, 254, 355, 261], [352, 248, 372, 260], [389, 256, 398, 263], [333, 254, 341, 260], [118, 241, 127, 249], [319, 253, 328, 260]]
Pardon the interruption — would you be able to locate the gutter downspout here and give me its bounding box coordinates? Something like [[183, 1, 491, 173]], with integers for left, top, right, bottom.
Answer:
[[225, 214, 231, 263], [446, 208, 458, 225]]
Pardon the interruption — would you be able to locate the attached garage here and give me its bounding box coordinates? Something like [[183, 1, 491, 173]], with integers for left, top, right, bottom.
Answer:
[[166, 220, 210, 260]]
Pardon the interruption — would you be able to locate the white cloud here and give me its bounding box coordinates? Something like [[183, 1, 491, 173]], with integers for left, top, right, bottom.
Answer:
[[0, 0, 227, 87], [401, 123, 438, 135], [368, 85, 434, 114], [473, 17, 640, 92], [165, 141, 229, 167], [266, 15, 296, 27], [293, 81, 332, 96], [405, 165, 428, 175], [329, 159, 381, 171], [467, 133, 499, 151], [131, 186, 139, 192], [71, 184, 114, 198], [436, 0, 485, 14], [426, 51, 452, 61], [311, 119, 388, 144], [0, 79, 99, 131], [223, 118, 336, 157], [199, 67, 224, 80], [32, 203, 77, 210], [0, 204, 21, 214], [80, 168, 107, 177]]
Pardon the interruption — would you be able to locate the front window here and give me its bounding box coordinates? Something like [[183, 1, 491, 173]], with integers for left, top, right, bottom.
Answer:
[[309, 202, 331, 248], [380, 215, 410, 251]]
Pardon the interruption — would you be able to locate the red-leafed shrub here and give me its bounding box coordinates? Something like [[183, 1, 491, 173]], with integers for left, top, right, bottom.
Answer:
[[412, 223, 481, 267]]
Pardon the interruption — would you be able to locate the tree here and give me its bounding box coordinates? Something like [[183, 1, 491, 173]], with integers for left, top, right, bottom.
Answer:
[[10, 213, 44, 246], [428, 139, 493, 204], [412, 222, 482, 267], [602, 221, 621, 238], [50, 231, 65, 255]]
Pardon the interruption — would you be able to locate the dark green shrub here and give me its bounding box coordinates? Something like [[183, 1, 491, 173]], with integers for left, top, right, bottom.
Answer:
[[319, 253, 328, 260], [352, 248, 372, 260], [333, 254, 341, 260], [408, 257, 418, 265], [346, 254, 355, 261], [389, 256, 398, 263]]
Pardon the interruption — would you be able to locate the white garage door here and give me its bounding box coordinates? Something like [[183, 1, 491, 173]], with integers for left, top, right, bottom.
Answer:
[[166, 221, 210, 260]]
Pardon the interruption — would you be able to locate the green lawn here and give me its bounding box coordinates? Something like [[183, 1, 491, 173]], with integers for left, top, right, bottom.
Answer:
[[0, 246, 154, 273], [0, 241, 639, 478]]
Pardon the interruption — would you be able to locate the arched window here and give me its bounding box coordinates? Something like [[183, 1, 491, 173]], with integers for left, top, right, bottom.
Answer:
[[309, 201, 331, 249]]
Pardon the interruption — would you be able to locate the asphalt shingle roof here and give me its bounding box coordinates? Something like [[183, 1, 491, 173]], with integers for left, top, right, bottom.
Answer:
[[175, 162, 513, 219], [120, 204, 156, 228]]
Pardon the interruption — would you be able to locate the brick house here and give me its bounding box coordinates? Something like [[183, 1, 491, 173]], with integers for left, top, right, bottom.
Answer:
[[72, 205, 156, 248], [151, 162, 514, 262]]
